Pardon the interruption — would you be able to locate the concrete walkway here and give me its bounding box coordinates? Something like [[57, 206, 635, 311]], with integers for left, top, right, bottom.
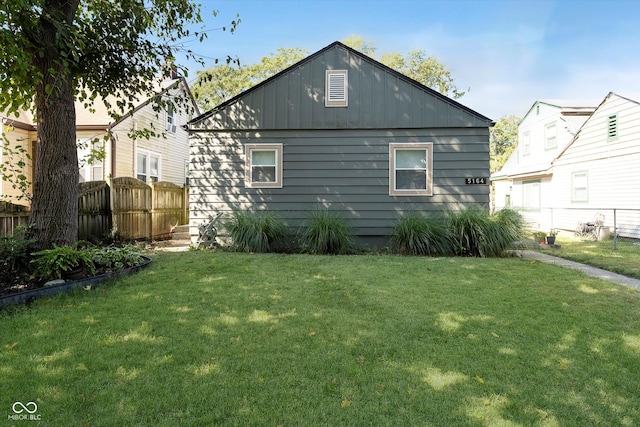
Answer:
[[520, 250, 640, 292]]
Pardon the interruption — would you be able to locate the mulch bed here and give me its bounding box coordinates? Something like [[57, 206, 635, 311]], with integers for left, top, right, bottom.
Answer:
[[0, 272, 46, 297]]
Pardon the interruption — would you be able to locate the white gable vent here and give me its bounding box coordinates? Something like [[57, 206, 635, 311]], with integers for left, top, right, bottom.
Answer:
[[325, 70, 348, 107]]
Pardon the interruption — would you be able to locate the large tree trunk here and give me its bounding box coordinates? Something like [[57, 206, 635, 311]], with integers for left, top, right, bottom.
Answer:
[[27, 0, 81, 251], [29, 82, 79, 250]]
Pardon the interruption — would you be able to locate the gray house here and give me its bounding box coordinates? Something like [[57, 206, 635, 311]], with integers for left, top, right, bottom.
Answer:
[[187, 41, 493, 246]]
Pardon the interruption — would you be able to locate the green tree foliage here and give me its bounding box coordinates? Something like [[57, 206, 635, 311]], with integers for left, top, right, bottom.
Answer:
[[341, 34, 377, 56], [490, 115, 521, 173], [383, 50, 467, 99], [193, 47, 308, 110], [344, 35, 467, 99], [0, 0, 233, 250], [193, 35, 468, 109]]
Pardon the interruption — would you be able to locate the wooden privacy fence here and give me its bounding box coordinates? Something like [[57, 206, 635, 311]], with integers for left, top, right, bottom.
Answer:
[[0, 201, 29, 236], [1, 178, 188, 241]]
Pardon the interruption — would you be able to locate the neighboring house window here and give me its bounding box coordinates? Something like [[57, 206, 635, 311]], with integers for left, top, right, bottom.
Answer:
[[544, 122, 557, 149], [245, 143, 283, 188], [89, 140, 104, 181], [607, 113, 618, 142], [389, 143, 433, 196], [521, 131, 530, 157], [166, 103, 176, 133], [572, 171, 588, 202], [136, 149, 161, 183], [325, 70, 348, 107], [522, 180, 540, 211], [78, 138, 104, 182]]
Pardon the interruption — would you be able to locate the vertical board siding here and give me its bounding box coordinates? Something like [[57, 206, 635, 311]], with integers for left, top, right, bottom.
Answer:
[[195, 44, 490, 131]]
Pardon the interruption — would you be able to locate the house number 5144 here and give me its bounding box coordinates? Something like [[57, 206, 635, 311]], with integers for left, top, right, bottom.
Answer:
[[465, 177, 486, 184]]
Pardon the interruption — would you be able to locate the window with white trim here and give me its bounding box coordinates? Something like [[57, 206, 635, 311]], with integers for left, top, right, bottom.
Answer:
[[389, 143, 433, 196], [166, 103, 176, 133], [325, 70, 348, 107], [521, 131, 531, 156], [136, 149, 161, 183], [245, 144, 283, 188], [522, 180, 540, 211], [544, 122, 557, 149], [89, 140, 104, 181], [78, 138, 104, 182], [572, 171, 588, 202]]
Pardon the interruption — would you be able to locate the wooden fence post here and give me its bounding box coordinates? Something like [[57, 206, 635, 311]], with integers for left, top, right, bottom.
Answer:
[[183, 184, 189, 225]]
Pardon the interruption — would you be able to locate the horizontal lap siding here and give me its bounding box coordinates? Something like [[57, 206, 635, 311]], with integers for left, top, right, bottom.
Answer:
[[190, 129, 489, 237], [553, 94, 640, 211]]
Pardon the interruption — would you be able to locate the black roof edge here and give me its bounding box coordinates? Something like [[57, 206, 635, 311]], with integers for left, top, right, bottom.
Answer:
[[188, 41, 493, 126]]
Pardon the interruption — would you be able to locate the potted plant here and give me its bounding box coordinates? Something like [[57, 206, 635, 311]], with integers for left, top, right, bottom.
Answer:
[[31, 245, 96, 281], [533, 231, 547, 244], [546, 229, 558, 245]]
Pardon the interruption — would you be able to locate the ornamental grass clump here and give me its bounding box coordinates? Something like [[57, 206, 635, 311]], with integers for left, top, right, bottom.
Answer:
[[225, 209, 288, 253], [302, 209, 356, 255], [489, 208, 525, 254], [447, 207, 525, 257], [390, 212, 450, 256]]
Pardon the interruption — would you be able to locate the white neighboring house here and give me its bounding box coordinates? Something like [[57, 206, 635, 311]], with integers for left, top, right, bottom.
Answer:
[[493, 93, 640, 238], [1, 75, 197, 206], [492, 100, 595, 229]]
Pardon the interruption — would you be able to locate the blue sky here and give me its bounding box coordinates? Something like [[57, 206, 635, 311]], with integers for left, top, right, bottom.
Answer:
[[182, 0, 640, 120]]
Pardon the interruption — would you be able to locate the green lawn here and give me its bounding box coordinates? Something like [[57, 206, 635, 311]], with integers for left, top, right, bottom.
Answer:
[[539, 234, 640, 280], [2, 251, 639, 426]]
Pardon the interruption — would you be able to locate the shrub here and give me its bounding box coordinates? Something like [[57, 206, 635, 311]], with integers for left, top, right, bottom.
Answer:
[[225, 209, 287, 253], [302, 209, 355, 255], [30, 243, 146, 281], [31, 244, 96, 280], [0, 226, 35, 279], [446, 208, 525, 257], [92, 245, 145, 273], [390, 212, 450, 256]]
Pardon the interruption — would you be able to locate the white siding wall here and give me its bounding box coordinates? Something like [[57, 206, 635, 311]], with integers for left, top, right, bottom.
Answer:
[[551, 94, 640, 237], [95, 87, 191, 186]]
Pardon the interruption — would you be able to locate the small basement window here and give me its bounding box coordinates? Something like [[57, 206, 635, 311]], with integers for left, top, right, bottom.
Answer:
[[389, 143, 433, 196], [245, 144, 283, 188], [325, 70, 348, 107]]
